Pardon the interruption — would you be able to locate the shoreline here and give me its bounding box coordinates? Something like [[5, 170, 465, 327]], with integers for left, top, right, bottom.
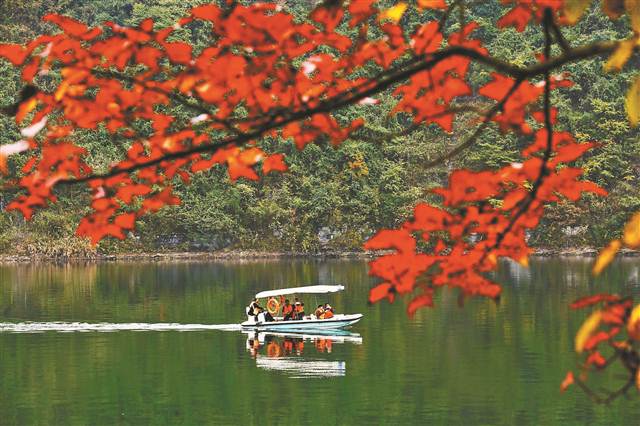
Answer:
[[0, 247, 638, 263]]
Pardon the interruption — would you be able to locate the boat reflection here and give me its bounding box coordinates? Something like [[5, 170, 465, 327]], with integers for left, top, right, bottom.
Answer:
[[243, 330, 362, 378]]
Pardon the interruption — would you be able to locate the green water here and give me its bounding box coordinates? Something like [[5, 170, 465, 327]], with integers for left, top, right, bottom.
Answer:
[[0, 258, 638, 425]]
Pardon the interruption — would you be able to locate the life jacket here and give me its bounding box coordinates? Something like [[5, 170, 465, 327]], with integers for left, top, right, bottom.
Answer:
[[295, 304, 303, 313], [283, 304, 294, 315], [323, 310, 334, 319]]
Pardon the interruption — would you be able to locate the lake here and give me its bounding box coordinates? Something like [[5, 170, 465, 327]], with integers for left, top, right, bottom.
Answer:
[[0, 258, 638, 424]]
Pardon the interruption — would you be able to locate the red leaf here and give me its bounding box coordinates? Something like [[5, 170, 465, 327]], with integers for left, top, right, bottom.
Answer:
[[369, 283, 393, 304], [141, 188, 180, 212], [114, 212, 136, 230], [191, 4, 221, 22], [263, 154, 288, 174], [560, 371, 574, 392], [583, 331, 612, 352], [163, 42, 192, 64], [116, 184, 152, 204], [417, 0, 447, 9], [586, 351, 607, 368], [43, 14, 101, 39], [139, 18, 154, 32], [0, 44, 29, 65], [348, 0, 377, 26], [497, 5, 531, 32], [407, 291, 434, 317], [570, 294, 620, 309], [310, 3, 344, 32], [364, 229, 416, 253], [412, 21, 442, 54]]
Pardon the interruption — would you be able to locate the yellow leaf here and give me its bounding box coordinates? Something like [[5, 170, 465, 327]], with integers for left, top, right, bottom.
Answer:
[[379, 3, 407, 23], [592, 239, 621, 275], [623, 212, 640, 247], [602, 0, 625, 19], [564, 0, 593, 24], [575, 310, 602, 353], [625, 0, 640, 32], [604, 39, 635, 71], [626, 76, 640, 127], [628, 304, 640, 340]]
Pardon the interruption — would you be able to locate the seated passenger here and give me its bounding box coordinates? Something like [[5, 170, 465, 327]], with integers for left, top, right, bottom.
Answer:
[[282, 299, 294, 321], [297, 302, 306, 320], [314, 305, 325, 319], [293, 298, 301, 318], [256, 310, 274, 323], [323, 303, 334, 319]]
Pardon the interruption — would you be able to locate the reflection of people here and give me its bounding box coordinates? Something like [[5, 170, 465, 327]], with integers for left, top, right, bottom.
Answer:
[[283, 338, 294, 354], [282, 299, 294, 321], [246, 335, 260, 358]]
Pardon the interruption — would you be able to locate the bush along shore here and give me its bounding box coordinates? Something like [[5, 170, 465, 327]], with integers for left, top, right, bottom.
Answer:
[[0, 247, 638, 264]]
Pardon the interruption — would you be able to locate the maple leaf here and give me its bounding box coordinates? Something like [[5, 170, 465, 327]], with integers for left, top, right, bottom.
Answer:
[[262, 154, 288, 174], [560, 371, 574, 392], [310, 1, 344, 32]]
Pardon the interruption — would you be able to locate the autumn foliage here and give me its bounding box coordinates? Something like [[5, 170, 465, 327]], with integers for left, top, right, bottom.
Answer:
[[0, 0, 639, 401]]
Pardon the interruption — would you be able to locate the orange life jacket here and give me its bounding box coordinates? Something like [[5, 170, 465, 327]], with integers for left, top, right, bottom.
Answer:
[[323, 310, 334, 319], [283, 304, 294, 315]]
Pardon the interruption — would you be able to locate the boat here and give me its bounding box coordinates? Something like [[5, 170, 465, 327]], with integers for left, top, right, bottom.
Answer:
[[240, 285, 363, 331]]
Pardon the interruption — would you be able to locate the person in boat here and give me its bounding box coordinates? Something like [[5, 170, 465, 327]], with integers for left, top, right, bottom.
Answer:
[[297, 302, 306, 320], [248, 298, 275, 323], [281, 299, 294, 321], [314, 304, 325, 319], [248, 298, 262, 317], [322, 303, 334, 319]]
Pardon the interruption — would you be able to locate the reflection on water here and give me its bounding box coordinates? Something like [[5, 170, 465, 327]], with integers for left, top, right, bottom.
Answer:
[[244, 330, 362, 378], [1, 258, 640, 424]]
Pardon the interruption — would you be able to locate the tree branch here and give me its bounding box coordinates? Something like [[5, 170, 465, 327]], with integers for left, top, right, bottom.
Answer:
[[55, 32, 622, 186]]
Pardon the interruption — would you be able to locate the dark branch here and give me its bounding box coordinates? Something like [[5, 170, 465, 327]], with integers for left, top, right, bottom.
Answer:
[[56, 31, 622, 186]]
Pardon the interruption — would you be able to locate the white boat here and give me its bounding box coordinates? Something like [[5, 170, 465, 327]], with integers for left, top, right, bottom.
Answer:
[[241, 285, 363, 331]]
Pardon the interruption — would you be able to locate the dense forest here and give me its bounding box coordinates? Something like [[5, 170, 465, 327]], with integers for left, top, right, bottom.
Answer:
[[0, 0, 637, 256]]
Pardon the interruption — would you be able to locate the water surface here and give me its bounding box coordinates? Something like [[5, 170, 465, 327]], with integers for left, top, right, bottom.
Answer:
[[0, 258, 638, 424]]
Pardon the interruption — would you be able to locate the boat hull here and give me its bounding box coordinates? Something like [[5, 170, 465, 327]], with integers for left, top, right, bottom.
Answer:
[[241, 313, 363, 331]]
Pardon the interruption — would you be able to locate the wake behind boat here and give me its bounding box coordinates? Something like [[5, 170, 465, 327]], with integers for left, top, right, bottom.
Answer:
[[241, 285, 363, 331]]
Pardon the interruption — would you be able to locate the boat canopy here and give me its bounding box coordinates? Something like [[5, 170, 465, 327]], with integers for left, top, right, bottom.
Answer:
[[255, 285, 344, 299]]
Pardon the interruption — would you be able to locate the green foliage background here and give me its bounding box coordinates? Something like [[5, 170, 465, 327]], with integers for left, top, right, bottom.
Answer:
[[0, 1, 637, 256]]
